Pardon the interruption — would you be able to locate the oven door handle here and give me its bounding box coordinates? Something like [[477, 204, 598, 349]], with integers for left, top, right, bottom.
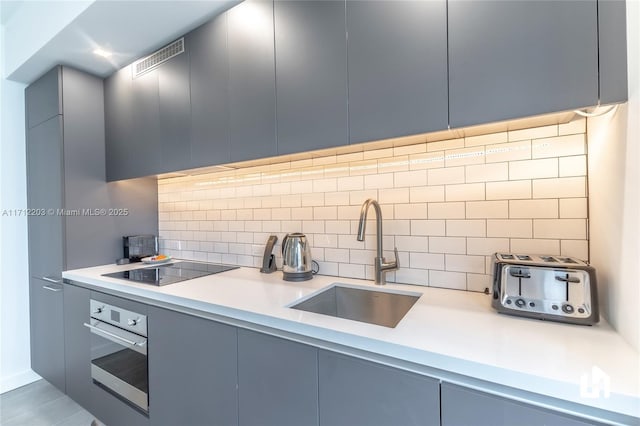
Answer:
[[83, 322, 147, 349]]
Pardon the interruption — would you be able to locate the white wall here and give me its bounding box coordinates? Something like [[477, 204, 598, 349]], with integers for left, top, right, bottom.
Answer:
[[0, 73, 39, 392], [587, 0, 640, 352]]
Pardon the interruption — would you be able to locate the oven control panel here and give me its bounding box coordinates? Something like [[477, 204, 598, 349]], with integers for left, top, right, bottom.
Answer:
[[90, 299, 147, 336]]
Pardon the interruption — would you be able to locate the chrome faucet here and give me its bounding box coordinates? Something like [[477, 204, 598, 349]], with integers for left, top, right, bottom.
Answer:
[[357, 199, 399, 285]]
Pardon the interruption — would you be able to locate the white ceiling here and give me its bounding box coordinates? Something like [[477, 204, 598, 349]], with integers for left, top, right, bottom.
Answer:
[[2, 0, 240, 83]]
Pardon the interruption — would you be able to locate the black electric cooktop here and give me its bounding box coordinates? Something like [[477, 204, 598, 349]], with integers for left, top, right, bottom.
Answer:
[[102, 261, 239, 286]]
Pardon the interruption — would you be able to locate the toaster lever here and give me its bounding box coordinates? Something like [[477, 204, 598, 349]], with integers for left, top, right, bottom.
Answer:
[[509, 269, 530, 279], [555, 275, 580, 283]]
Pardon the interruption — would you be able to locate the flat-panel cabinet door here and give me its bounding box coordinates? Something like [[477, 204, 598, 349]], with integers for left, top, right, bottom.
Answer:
[[26, 116, 64, 280], [148, 307, 238, 426], [25, 66, 62, 129], [441, 383, 598, 426], [227, 0, 277, 162], [188, 15, 230, 168], [158, 47, 191, 173], [448, 0, 598, 128], [131, 69, 162, 176], [105, 66, 136, 181], [346, 0, 448, 144], [319, 351, 440, 426], [274, 0, 348, 155], [30, 277, 65, 392], [63, 283, 91, 410], [238, 330, 318, 426]]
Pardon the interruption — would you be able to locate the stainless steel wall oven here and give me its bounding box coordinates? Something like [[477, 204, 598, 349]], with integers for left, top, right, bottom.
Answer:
[[84, 299, 148, 413]]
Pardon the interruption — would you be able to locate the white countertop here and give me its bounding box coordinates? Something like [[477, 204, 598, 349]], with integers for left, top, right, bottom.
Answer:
[[63, 261, 640, 421]]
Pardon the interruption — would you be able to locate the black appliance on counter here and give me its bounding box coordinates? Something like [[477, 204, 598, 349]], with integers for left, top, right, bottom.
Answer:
[[103, 261, 239, 286], [123, 235, 158, 262]]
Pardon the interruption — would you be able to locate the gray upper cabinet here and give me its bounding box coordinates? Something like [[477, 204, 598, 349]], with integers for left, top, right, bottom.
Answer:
[[188, 15, 230, 168], [105, 66, 135, 181], [441, 382, 600, 426], [148, 306, 238, 426], [25, 66, 61, 129], [238, 330, 318, 426], [131, 68, 162, 176], [227, 0, 277, 162], [598, 0, 628, 104], [346, 0, 448, 144], [448, 0, 599, 128], [319, 350, 440, 426], [275, 0, 348, 155], [158, 46, 192, 173]]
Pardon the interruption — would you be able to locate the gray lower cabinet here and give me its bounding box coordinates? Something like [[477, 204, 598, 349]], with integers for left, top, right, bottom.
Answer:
[[319, 351, 440, 426], [441, 383, 599, 426], [227, 0, 277, 162], [147, 307, 238, 426], [188, 13, 230, 168], [238, 329, 319, 426], [448, 0, 599, 128], [63, 283, 91, 410], [274, 0, 348, 155], [30, 277, 66, 392], [346, 0, 448, 144]]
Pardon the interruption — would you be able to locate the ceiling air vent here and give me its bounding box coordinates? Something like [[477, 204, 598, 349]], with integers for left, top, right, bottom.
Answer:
[[133, 38, 184, 77]]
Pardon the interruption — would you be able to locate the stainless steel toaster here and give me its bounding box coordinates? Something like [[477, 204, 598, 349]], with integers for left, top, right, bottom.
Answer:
[[492, 253, 598, 325]]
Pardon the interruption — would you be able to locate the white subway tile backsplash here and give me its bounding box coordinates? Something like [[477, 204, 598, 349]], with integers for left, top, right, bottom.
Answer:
[[445, 147, 485, 167], [533, 219, 586, 239], [410, 252, 445, 270], [429, 270, 466, 290], [509, 199, 558, 219], [559, 198, 587, 219], [486, 180, 531, 200], [532, 134, 585, 159], [159, 122, 588, 292], [411, 220, 446, 236], [466, 163, 508, 183], [466, 200, 509, 219], [508, 158, 558, 180], [428, 167, 465, 185], [559, 155, 587, 177], [446, 254, 485, 274], [429, 236, 466, 254], [428, 202, 465, 219], [560, 240, 589, 261], [510, 238, 560, 255], [446, 220, 486, 237], [410, 186, 445, 203], [508, 124, 557, 142], [466, 238, 510, 256], [487, 220, 532, 238], [532, 177, 586, 198], [445, 183, 485, 202], [486, 140, 531, 163]]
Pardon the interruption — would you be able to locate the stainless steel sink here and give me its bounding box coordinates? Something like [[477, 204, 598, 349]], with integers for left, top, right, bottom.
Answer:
[[290, 284, 421, 328]]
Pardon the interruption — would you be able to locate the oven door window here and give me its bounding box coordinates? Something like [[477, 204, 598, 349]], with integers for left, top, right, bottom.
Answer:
[[87, 319, 148, 412]]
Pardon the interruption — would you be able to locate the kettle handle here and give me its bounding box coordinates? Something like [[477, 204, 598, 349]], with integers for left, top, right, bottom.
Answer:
[[281, 233, 290, 255]]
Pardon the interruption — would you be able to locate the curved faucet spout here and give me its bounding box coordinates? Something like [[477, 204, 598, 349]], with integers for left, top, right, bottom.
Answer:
[[356, 199, 399, 285]]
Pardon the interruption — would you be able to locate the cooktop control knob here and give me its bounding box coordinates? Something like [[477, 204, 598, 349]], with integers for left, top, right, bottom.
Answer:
[[562, 304, 574, 314], [128, 318, 139, 326], [515, 298, 526, 308]]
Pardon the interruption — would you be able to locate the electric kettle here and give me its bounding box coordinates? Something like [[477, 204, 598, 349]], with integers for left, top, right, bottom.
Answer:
[[281, 233, 316, 281]]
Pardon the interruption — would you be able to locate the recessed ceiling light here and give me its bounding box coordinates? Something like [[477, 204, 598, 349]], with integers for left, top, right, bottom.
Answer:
[[93, 48, 112, 58]]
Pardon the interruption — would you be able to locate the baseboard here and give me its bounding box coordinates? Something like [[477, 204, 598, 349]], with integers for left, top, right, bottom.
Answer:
[[0, 369, 41, 394]]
